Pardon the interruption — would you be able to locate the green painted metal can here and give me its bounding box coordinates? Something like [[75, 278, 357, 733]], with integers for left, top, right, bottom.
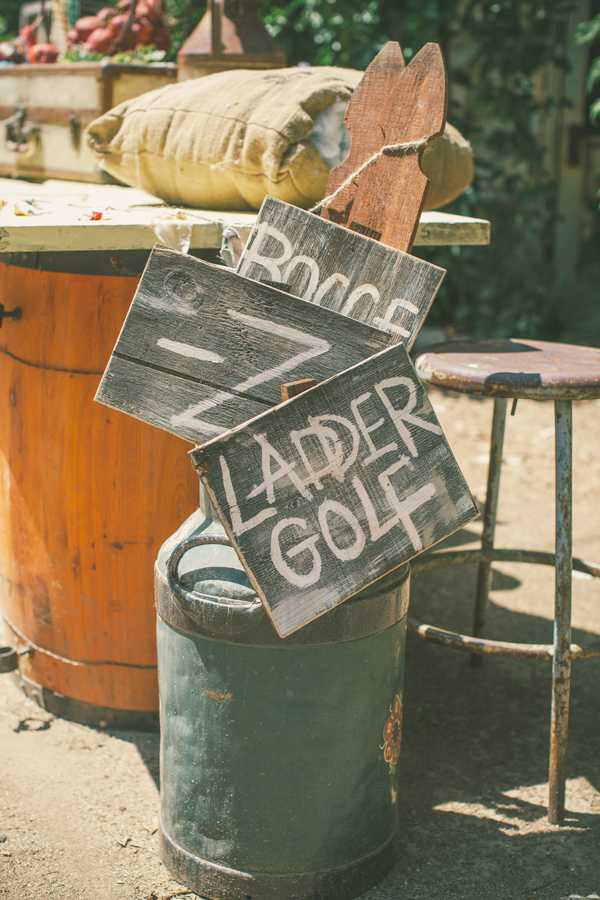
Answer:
[[154, 487, 410, 900]]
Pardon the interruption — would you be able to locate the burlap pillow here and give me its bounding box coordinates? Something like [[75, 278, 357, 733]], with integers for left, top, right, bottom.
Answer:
[[87, 66, 362, 210], [86, 66, 473, 211], [421, 122, 474, 210]]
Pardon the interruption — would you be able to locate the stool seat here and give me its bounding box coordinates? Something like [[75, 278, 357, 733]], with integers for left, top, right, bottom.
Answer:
[[415, 338, 600, 400]]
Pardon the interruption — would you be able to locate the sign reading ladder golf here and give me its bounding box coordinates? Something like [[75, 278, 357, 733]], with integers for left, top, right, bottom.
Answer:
[[190, 343, 478, 637]]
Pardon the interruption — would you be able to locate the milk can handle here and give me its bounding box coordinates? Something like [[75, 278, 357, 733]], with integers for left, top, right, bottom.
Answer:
[[166, 534, 265, 635]]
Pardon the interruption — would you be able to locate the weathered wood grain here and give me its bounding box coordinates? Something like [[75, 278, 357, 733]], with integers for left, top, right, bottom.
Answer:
[[320, 42, 447, 253], [0, 177, 490, 252], [95, 245, 392, 444], [416, 210, 490, 246], [100, 355, 271, 441], [190, 342, 479, 638], [237, 197, 445, 348]]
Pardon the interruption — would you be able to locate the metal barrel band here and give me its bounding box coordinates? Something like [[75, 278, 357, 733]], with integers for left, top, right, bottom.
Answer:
[[0, 610, 157, 669], [409, 546, 600, 660], [166, 533, 265, 635]]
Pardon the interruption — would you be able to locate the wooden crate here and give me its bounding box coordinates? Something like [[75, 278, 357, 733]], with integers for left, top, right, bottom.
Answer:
[[0, 61, 177, 183]]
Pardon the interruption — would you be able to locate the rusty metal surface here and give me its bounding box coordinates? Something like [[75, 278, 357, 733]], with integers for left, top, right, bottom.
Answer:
[[409, 547, 600, 664], [407, 619, 600, 661], [472, 398, 507, 664], [415, 339, 600, 400], [410, 546, 600, 577], [548, 401, 573, 825]]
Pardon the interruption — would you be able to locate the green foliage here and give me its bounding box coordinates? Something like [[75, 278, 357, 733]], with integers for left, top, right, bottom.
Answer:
[[165, 0, 204, 59], [261, 1, 459, 70], [575, 12, 600, 47], [65, 0, 81, 29], [61, 46, 105, 62], [111, 44, 167, 62], [587, 55, 600, 94], [576, 11, 600, 125], [61, 44, 167, 63], [259, 0, 586, 342], [0, 0, 20, 41]]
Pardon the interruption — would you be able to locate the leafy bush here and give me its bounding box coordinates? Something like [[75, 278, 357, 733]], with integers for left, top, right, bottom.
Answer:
[[0, 0, 21, 41], [576, 11, 600, 124], [261, 0, 596, 342]]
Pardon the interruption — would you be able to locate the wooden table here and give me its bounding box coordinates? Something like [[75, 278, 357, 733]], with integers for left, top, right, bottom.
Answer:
[[0, 178, 490, 253]]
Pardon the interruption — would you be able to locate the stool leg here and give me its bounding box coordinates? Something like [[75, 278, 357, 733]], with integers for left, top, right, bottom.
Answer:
[[548, 400, 573, 825], [472, 397, 508, 666]]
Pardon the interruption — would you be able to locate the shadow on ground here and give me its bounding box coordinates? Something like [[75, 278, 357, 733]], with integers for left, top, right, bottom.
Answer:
[[359, 558, 600, 900]]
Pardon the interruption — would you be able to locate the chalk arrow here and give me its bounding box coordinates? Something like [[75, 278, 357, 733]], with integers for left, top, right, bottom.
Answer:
[[169, 311, 331, 436]]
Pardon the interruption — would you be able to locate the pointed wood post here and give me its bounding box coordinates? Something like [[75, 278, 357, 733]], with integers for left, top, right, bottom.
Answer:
[[321, 42, 447, 253]]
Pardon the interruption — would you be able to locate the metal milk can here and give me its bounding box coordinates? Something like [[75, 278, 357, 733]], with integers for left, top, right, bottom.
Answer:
[[154, 483, 410, 900]]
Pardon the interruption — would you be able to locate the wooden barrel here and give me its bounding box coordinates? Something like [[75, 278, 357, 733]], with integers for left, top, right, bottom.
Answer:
[[0, 255, 197, 725]]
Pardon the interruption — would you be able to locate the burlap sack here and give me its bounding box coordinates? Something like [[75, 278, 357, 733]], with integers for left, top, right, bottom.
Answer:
[[421, 122, 474, 210], [87, 66, 362, 210], [86, 66, 473, 211]]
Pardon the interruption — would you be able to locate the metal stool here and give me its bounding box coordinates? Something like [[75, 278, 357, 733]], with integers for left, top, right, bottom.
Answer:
[[410, 338, 600, 826]]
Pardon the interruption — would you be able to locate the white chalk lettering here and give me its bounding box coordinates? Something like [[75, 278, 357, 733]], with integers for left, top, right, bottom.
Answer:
[[318, 500, 366, 561], [313, 273, 350, 308], [170, 313, 330, 435], [351, 461, 409, 541], [351, 392, 397, 466], [373, 298, 418, 337], [220, 455, 276, 536], [378, 458, 436, 551], [271, 518, 321, 587], [375, 376, 443, 457], [291, 414, 360, 489], [247, 433, 313, 503], [340, 283, 380, 318], [238, 222, 293, 282], [157, 338, 225, 364], [283, 255, 320, 302]]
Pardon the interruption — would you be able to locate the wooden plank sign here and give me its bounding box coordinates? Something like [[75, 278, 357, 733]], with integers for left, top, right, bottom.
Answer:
[[189, 342, 479, 638], [237, 196, 445, 348], [236, 42, 448, 347], [95, 245, 392, 443]]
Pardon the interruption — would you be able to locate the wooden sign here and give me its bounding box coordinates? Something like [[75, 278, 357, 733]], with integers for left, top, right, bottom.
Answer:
[[237, 196, 445, 348], [95, 245, 392, 443], [189, 343, 479, 638], [320, 42, 447, 253]]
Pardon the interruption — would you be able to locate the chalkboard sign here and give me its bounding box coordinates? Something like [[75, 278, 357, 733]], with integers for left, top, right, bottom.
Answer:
[[190, 342, 479, 637], [236, 197, 446, 348], [95, 245, 392, 444]]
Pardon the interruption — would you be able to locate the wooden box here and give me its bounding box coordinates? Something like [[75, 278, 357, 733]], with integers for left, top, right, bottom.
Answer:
[[0, 61, 177, 183]]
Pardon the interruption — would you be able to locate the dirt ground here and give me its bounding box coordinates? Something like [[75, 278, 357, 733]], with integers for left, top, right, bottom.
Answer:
[[1, 388, 599, 900]]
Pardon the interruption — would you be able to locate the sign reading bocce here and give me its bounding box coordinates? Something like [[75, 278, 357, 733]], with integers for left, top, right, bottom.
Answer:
[[190, 342, 479, 638], [236, 196, 446, 348], [95, 245, 392, 444]]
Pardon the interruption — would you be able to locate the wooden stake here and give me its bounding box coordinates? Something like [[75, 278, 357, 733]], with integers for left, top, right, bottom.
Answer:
[[320, 42, 447, 253], [281, 379, 317, 402]]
